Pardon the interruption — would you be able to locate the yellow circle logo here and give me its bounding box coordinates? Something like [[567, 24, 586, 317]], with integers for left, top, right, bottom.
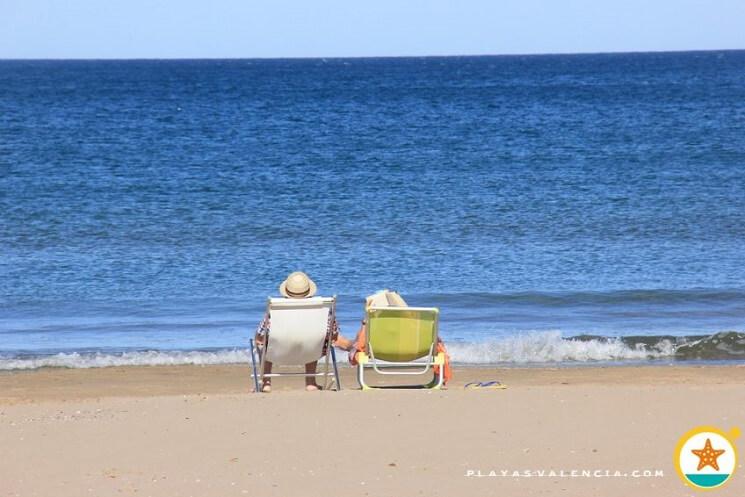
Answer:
[[674, 426, 739, 490]]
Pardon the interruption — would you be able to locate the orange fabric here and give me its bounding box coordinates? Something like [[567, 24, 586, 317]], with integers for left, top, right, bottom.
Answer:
[[433, 341, 452, 386]]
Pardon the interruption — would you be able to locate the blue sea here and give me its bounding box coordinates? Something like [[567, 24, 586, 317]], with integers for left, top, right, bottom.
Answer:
[[2, 51, 745, 369]]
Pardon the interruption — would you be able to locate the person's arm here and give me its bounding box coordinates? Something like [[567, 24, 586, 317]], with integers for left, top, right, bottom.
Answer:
[[334, 333, 354, 351], [334, 319, 366, 351], [332, 316, 364, 351]]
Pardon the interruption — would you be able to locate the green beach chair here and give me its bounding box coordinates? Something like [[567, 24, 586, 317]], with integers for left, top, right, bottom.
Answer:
[[356, 306, 445, 390]]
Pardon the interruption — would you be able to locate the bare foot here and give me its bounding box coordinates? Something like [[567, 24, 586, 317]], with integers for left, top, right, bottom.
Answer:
[[305, 384, 322, 391], [251, 380, 272, 393]]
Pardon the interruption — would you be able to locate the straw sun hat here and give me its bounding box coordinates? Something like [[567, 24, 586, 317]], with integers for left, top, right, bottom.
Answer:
[[279, 271, 317, 298], [365, 289, 407, 309]]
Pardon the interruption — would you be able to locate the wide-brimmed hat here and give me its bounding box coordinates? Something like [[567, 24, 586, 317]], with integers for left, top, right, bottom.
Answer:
[[365, 289, 407, 309], [279, 271, 317, 298]]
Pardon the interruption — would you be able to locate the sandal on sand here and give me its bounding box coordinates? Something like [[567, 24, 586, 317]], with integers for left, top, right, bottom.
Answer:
[[305, 383, 323, 391], [464, 381, 507, 390]]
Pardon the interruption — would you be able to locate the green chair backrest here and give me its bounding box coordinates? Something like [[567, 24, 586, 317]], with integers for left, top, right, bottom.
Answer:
[[366, 307, 439, 362]]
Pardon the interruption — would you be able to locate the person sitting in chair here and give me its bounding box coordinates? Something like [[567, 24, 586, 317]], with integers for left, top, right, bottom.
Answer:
[[335, 289, 452, 387], [253, 271, 340, 392]]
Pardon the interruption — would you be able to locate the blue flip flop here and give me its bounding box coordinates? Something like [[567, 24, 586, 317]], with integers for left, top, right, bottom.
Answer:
[[464, 380, 507, 390]]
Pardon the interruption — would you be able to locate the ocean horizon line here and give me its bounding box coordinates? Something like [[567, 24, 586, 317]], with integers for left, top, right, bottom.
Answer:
[[2, 47, 745, 62]]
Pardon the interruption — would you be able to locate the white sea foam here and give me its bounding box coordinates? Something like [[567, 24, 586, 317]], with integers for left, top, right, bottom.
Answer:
[[0, 332, 678, 370], [447, 331, 676, 363], [0, 349, 253, 371]]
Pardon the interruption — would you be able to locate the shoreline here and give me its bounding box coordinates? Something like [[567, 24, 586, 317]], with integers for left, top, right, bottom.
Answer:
[[2, 363, 744, 404], [4, 328, 745, 370]]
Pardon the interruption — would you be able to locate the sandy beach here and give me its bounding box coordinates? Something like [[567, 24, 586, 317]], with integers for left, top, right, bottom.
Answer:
[[2, 364, 744, 496]]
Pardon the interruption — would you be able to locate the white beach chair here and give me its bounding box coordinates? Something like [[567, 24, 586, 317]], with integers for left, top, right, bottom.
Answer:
[[249, 297, 341, 392]]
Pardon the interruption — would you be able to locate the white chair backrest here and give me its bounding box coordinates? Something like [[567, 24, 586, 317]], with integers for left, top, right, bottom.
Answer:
[[264, 297, 335, 365]]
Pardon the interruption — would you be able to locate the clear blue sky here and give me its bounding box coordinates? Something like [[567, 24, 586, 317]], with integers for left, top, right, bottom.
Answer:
[[2, 0, 744, 59]]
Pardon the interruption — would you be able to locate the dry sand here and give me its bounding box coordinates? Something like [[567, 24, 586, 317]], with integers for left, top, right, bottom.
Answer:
[[1, 364, 744, 496]]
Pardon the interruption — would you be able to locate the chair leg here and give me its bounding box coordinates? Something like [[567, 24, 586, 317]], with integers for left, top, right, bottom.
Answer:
[[258, 339, 267, 390], [322, 337, 332, 391], [330, 347, 341, 391], [432, 366, 444, 390], [249, 339, 260, 393], [357, 364, 371, 391]]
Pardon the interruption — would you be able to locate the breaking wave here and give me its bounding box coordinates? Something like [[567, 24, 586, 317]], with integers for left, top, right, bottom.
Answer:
[[1, 331, 743, 370], [447, 331, 677, 363], [0, 349, 253, 371]]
